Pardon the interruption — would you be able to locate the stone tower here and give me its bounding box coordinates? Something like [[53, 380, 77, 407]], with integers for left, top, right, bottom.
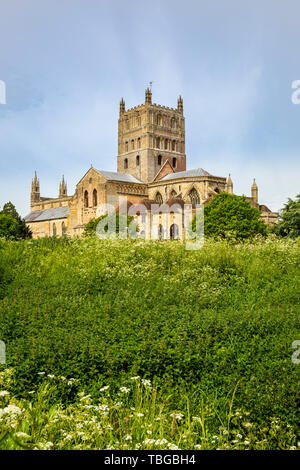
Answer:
[[31, 171, 40, 207], [251, 178, 258, 205], [59, 175, 67, 198], [117, 88, 186, 183], [226, 174, 233, 194]]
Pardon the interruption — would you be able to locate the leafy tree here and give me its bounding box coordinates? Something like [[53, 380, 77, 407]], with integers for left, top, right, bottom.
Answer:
[[191, 192, 267, 240], [0, 213, 20, 239], [0, 202, 32, 239], [83, 213, 139, 238], [272, 194, 300, 238]]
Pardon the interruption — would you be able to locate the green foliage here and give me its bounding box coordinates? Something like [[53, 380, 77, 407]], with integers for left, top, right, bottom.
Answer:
[[192, 193, 267, 240], [0, 370, 297, 450], [83, 214, 138, 238], [0, 214, 19, 240], [273, 194, 300, 239], [0, 237, 299, 445], [0, 202, 32, 239]]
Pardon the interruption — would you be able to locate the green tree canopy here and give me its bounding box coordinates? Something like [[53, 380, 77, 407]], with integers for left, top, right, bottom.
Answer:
[[192, 192, 267, 240], [0, 213, 20, 239], [83, 213, 138, 238], [273, 194, 300, 238], [0, 202, 32, 239]]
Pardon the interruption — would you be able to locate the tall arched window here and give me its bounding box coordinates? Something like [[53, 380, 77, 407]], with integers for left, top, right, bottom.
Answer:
[[170, 189, 177, 198], [156, 137, 160, 149], [172, 140, 176, 151], [155, 192, 163, 205], [53, 223, 57, 236], [170, 223, 179, 240], [165, 139, 168, 150], [172, 157, 177, 168], [131, 139, 135, 150], [137, 137, 141, 149], [171, 117, 176, 129], [62, 221, 66, 235], [214, 187, 220, 193], [136, 155, 140, 166], [124, 158, 128, 169], [93, 188, 98, 206], [125, 141, 128, 152], [157, 114, 162, 126], [84, 190, 89, 208], [189, 188, 200, 209], [157, 155, 162, 166]]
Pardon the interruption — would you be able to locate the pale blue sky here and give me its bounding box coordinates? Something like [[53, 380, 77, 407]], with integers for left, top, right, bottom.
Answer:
[[0, 0, 299, 216]]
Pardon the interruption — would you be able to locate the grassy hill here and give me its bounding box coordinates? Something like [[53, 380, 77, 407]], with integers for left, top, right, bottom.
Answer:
[[0, 236, 299, 449]]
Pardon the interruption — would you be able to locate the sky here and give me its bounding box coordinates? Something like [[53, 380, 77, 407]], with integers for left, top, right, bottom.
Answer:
[[0, 0, 299, 216]]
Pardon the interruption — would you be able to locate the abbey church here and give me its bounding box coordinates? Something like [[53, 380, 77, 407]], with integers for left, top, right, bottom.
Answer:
[[25, 88, 278, 238]]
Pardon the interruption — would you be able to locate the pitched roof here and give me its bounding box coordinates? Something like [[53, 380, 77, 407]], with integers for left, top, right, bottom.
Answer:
[[159, 168, 212, 181], [98, 170, 144, 184], [24, 206, 69, 223]]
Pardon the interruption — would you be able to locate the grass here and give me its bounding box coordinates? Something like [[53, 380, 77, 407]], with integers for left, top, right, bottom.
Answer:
[[0, 235, 299, 449]]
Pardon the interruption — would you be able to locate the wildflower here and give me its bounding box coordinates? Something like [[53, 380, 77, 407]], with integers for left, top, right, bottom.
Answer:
[[28, 391, 35, 394], [0, 391, 9, 397], [99, 385, 109, 392], [141, 379, 151, 387], [37, 372, 45, 375], [136, 413, 144, 417], [130, 376, 140, 381], [119, 387, 130, 393], [244, 440, 250, 445], [195, 444, 202, 449], [222, 429, 229, 435], [125, 435, 132, 441], [170, 412, 184, 420], [236, 434, 243, 439], [16, 432, 30, 440], [47, 374, 55, 379]]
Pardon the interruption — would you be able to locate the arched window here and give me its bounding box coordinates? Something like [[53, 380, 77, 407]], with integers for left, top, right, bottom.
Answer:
[[157, 155, 162, 165], [53, 223, 57, 236], [172, 140, 176, 151], [93, 188, 98, 206], [170, 223, 179, 240], [155, 192, 163, 205], [62, 221, 66, 235], [137, 137, 141, 149], [124, 158, 128, 169], [125, 141, 128, 152], [156, 137, 160, 149], [165, 139, 168, 150], [170, 189, 177, 198], [171, 118, 176, 129], [136, 155, 140, 166], [157, 114, 162, 126], [158, 224, 164, 239], [172, 157, 177, 168], [189, 188, 200, 209], [84, 190, 89, 208], [214, 187, 220, 193], [131, 139, 135, 150]]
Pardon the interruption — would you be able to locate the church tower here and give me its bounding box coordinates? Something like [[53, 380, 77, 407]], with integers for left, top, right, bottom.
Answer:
[[117, 88, 186, 183], [31, 171, 40, 207], [251, 178, 258, 205], [59, 175, 67, 198]]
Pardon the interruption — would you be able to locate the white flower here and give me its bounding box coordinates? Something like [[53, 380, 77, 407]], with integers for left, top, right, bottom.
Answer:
[[99, 386, 109, 392], [47, 374, 55, 379], [0, 391, 9, 397], [28, 391, 35, 394], [141, 379, 151, 387], [170, 412, 184, 420], [37, 372, 45, 375], [130, 376, 140, 381], [119, 387, 130, 393], [136, 413, 144, 417]]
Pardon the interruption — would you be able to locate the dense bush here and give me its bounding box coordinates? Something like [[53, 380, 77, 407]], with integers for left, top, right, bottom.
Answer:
[[273, 194, 300, 238], [0, 202, 32, 240], [0, 236, 299, 443], [192, 193, 267, 240]]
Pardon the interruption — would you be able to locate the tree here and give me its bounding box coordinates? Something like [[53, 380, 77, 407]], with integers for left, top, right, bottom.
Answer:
[[191, 192, 267, 240], [83, 213, 139, 238], [0, 202, 32, 239], [272, 194, 300, 238], [0, 213, 20, 239]]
